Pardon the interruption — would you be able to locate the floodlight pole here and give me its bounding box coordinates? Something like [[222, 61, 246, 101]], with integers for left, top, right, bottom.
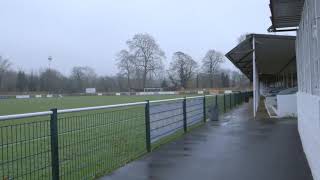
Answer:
[[48, 56, 53, 71]]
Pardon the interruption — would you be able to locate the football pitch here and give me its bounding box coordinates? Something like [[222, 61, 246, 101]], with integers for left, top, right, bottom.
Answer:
[[0, 95, 185, 115], [0, 94, 199, 179], [0, 93, 241, 179]]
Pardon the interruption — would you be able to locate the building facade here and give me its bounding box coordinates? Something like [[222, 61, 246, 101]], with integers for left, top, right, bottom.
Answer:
[[296, 0, 320, 179], [270, 0, 320, 179]]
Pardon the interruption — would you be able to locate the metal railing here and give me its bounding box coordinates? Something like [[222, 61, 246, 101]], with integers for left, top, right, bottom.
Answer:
[[0, 92, 251, 180]]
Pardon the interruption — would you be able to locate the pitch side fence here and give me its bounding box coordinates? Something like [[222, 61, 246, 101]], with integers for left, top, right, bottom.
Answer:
[[0, 92, 251, 180]]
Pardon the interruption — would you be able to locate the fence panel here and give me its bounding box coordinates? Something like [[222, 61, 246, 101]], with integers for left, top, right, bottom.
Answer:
[[236, 93, 240, 105], [149, 99, 184, 146], [231, 94, 235, 109], [57, 105, 146, 179], [217, 95, 225, 113], [205, 95, 216, 117], [0, 118, 52, 180], [186, 97, 204, 127], [226, 94, 232, 112]]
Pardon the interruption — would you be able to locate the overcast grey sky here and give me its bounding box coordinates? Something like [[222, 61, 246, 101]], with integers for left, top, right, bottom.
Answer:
[[0, 0, 284, 75]]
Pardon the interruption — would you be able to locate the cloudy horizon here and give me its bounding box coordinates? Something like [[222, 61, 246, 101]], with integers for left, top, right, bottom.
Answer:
[[0, 0, 288, 76]]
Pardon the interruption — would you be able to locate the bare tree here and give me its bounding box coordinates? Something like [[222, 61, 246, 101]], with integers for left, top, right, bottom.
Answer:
[[229, 70, 250, 88], [2, 70, 17, 92], [70, 66, 97, 92], [237, 33, 251, 43], [39, 68, 65, 93], [16, 70, 28, 92], [96, 75, 120, 92], [116, 50, 135, 91], [126, 33, 165, 89], [168, 51, 198, 89], [28, 71, 40, 91], [202, 50, 224, 88], [0, 56, 11, 90]]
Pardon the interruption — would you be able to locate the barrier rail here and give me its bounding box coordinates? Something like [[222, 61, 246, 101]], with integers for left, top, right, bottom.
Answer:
[[0, 92, 251, 180]]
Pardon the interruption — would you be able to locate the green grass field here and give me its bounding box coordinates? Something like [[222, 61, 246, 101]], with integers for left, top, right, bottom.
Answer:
[[0, 95, 198, 180], [0, 94, 240, 179], [0, 95, 185, 115]]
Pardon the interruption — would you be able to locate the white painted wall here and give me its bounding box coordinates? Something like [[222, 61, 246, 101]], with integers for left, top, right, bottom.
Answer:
[[277, 94, 297, 117], [295, 0, 320, 179], [137, 91, 177, 96], [85, 88, 96, 94], [297, 92, 320, 180], [16, 95, 30, 99]]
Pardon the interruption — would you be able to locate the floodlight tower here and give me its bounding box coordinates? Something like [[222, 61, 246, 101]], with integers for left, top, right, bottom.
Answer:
[[48, 56, 52, 71]]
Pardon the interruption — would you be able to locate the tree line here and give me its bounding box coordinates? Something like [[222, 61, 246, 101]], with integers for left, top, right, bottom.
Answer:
[[0, 33, 249, 93], [116, 33, 249, 91]]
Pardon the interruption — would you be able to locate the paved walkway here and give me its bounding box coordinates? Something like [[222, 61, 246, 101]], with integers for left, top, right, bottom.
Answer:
[[101, 102, 312, 180]]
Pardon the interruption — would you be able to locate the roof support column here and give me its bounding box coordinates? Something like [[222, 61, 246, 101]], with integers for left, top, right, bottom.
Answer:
[[252, 36, 258, 118]]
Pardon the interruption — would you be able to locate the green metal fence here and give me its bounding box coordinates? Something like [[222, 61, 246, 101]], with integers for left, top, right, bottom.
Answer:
[[0, 92, 251, 180]]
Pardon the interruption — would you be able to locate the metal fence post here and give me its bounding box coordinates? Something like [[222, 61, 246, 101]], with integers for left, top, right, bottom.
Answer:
[[145, 100, 151, 152], [243, 92, 245, 103], [50, 108, 60, 180], [229, 94, 232, 109], [223, 94, 226, 113], [183, 97, 187, 132], [215, 95, 218, 107], [241, 92, 243, 103], [243, 93, 245, 103], [203, 96, 206, 122], [235, 93, 238, 105]]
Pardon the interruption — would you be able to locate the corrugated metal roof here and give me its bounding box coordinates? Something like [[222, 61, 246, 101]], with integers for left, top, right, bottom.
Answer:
[[269, 0, 305, 32], [226, 34, 296, 81]]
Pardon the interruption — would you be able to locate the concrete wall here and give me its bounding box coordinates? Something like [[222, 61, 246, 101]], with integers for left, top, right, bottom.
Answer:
[[277, 94, 297, 117], [297, 92, 320, 179], [296, 0, 320, 179]]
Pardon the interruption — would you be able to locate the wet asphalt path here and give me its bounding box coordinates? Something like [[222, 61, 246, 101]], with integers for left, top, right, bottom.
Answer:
[[101, 102, 312, 180]]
